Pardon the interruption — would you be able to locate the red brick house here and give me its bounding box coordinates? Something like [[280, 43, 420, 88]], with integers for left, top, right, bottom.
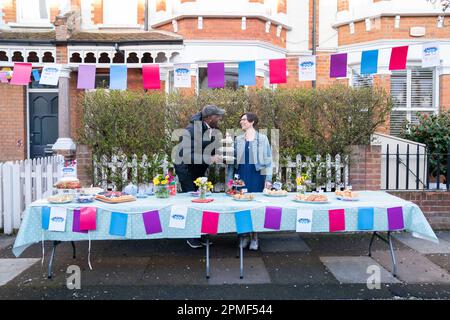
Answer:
[[0, 0, 449, 162]]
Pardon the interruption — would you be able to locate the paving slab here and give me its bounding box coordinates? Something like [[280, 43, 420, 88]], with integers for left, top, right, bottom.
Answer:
[[259, 234, 311, 253], [372, 250, 450, 284], [0, 258, 40, 286], [436, 231, 450, 243], [319, 256, 400, 284], [393, 233, 450, 254], [263, 253, 339, 285], [0, 236, 15, 251], [207, 257, 271, 285]]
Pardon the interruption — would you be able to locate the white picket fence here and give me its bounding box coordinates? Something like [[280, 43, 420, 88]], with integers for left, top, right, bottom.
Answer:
[[0, 155, 63, 234], [94, 153, 349, 192]]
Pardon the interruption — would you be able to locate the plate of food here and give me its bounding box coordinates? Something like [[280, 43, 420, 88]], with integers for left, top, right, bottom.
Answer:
[[232, 193, 255, 201], [263, 188, 288, 197], [48, 194, 74, 204], [335, 189, 359, 201], [54, 177, 82, 190], [80, 187, 104, 196], [293, 194, 330, 204], [95, 191, 136, 204]]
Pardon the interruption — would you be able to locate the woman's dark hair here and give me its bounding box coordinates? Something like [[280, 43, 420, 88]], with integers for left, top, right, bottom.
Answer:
[[240, 112, 259, 128]]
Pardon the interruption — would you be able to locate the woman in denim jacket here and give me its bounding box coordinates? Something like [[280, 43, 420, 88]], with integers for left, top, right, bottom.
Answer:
[[227, 112, 273, 250]]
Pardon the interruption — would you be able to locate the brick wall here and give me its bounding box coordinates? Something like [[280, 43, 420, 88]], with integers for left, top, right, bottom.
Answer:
[[388, 191, 450, 229], [92, 0, 103, 25], [338, 16, 449, 46], [349, 145, 382, 191], [157, 18, 286, 48], [76, 144, 93, 187], [0, 83, 27, 161], [440, 74, 450, 113], [2, 0, 16, 24]]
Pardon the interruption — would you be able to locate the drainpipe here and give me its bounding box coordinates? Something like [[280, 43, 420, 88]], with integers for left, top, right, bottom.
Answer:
[[144, 0, 149, 31], [312, 0, 317, 88]]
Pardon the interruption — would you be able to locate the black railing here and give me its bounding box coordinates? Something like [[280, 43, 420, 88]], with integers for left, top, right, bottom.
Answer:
[[382, 143, 449, 191]]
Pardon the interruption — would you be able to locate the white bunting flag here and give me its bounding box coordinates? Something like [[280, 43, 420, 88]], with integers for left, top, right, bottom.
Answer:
[[169, 206, 188, 229], [422, 42, 440, 68], [298, 55, 316, 81], [39, 64, 62, 86], [296, 209, 313, 233], [174, 64, 191, 88], [48, 207, 67, 232]]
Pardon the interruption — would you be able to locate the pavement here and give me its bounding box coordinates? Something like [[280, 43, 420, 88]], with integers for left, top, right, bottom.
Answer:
[[1, 232, 450, 300]]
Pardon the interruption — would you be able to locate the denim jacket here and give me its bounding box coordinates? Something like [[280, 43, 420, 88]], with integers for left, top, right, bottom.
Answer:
[[226, 131, 273, 182]]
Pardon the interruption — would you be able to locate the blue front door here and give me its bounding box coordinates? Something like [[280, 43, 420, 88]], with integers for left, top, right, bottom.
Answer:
[[29, 92, 58, 159]]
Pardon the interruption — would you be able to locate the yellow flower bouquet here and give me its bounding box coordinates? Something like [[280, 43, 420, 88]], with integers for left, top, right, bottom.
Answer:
[[193, 177, 214, 199], [153, 174, 170, 198]]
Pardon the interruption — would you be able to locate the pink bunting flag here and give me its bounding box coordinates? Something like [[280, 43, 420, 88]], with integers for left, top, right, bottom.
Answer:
[[269, 59, 287, 84], [72, 209, 88, 234], [201, 211, 219, 235], [143, 65, 161, 89], [329, 209, 345, 232], [79, 207, 97, 231], [10, 62, 32, 85], [389, 46, 409, 71]]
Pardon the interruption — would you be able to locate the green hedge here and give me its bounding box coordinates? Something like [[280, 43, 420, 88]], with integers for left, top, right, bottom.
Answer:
[[77, 85, 392, 187]]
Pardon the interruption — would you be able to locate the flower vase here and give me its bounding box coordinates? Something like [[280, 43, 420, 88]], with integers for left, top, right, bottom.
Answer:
[[155, 185, 170, 198], [199, 188, 207, 200], [297, 185, 306, 195]]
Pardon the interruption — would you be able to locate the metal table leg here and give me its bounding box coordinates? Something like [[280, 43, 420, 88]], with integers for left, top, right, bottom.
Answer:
[[205, 237, 210, 279], [48, 241, 61, 279], [239, 236, 244, 279], [368, 232, 376, 257], [367, 231, 398, 278]]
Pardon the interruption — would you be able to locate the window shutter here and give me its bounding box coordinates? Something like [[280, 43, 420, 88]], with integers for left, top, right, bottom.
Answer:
[[411, 68, 434, 109], [352, 71, 373, 88], [390, 111, 408, 137], [390, 70, 407, 109]]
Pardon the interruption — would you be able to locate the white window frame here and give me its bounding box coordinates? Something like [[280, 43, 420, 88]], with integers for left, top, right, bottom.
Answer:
[[391, 66, 439, 120], [15, 0, 51, 26], [102, 0, 139, 28]]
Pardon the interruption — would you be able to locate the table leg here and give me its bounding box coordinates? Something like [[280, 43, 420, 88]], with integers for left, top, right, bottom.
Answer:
[[368, 232, 377, 257], [206, 237, 210, 279], [48, 241, 61, 279], [71, 241, 76, 259], [239, 236, 244, 279], [387, 232, 398, 278], [367, 232, 398, 278]]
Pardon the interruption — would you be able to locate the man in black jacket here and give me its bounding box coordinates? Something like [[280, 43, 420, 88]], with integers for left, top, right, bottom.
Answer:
[[173, 105, 225, 248]]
